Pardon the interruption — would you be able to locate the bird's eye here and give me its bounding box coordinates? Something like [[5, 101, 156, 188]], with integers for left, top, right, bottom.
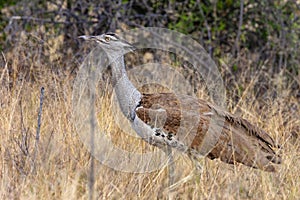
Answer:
[[105, 37, 111, 42]]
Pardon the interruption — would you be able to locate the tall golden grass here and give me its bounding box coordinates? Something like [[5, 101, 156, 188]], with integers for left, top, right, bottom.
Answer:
[[0, 37, 299, 199]]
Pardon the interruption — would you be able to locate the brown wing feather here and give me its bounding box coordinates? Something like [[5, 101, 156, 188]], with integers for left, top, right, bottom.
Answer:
[[136, 92, 281, 172]]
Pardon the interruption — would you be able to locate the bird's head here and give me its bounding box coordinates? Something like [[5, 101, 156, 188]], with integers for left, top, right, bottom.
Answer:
[[79, 33, 134, 59]]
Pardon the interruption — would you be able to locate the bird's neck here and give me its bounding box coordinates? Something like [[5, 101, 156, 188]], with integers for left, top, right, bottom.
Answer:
[[110, 55, 141, 120], [110, 56, 127, 83]]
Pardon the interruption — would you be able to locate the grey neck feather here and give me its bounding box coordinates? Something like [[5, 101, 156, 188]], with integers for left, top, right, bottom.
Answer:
[[110, 55, 141, 121]]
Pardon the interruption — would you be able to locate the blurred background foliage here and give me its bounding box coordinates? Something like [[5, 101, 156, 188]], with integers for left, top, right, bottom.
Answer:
[[0, 0, 299, 98]]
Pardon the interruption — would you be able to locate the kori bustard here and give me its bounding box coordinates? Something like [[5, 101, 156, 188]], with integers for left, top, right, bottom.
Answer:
[[79, 33, 281, 172]]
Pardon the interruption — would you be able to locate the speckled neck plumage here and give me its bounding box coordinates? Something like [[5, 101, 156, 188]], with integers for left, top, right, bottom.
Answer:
[[110, 55, 141, 121]]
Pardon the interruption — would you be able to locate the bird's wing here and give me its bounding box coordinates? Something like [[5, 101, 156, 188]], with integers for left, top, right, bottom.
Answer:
[[136, 92, 281, 172], [208, 102, 278, 148], [136, 92, 225, 156]]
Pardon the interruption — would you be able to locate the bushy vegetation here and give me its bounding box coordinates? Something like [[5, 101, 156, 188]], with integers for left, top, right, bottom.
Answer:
[[0, 0, 299, 199]]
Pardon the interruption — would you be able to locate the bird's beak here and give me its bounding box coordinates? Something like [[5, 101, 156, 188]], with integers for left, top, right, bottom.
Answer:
[[78, 35, 96, 40]]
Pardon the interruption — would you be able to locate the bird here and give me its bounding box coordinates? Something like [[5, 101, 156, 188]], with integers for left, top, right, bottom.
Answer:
[[79, 32, 281, 172]]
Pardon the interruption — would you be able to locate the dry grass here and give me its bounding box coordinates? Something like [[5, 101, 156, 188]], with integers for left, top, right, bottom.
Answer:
[[0, 41, 299, 200]]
